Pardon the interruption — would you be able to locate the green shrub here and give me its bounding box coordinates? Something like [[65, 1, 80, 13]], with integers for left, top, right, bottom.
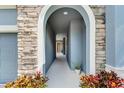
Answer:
[[5, 71, 48, 88], [75, 65, 81, 70], [80, 70, 124, 88]]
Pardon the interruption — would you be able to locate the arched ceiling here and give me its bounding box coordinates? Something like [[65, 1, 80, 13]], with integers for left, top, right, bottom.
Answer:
[[47, 7, 84, 34]]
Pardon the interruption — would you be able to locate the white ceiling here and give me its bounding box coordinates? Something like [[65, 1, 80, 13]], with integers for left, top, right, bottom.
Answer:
[[47, 7, 83, 34]]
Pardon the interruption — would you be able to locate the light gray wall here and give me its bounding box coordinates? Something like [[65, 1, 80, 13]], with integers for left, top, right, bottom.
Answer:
[[82, 21, 86, 72], [115, 6, 124, 67], [106, 6, 116, 67], [45, 24, 56, 73], [65, 37, 68, 55], [67, 26, 71, 67], [67, 19, 86, 71], [0, 9, 17, 25], [56, 33, 66, 40], [106, 5, 124, 67]]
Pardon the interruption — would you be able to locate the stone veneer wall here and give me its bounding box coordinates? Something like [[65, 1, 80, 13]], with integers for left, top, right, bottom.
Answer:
[[17, 5, 105, 75], [90, 5, 106, 73], [17, 5, 43, 75]]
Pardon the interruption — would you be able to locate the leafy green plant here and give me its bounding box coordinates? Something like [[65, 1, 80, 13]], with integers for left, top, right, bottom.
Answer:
[[75, 65, 81, 70], [80, 70, 124, 88], [5, 71, 48, 88]]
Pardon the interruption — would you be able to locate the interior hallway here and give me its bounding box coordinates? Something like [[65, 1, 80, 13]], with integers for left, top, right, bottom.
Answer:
[[46, 53, 80, 88]]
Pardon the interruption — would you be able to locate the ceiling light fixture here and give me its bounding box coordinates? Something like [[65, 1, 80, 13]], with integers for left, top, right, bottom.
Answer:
[[63, 11, 68, 15]]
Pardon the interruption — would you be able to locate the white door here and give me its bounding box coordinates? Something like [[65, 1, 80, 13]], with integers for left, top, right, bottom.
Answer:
[[0, 34, 17, 83]]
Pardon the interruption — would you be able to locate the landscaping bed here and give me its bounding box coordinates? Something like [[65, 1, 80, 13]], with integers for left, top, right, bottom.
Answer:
[[80, 70, 124, 88], [4, 71, 48, 88]]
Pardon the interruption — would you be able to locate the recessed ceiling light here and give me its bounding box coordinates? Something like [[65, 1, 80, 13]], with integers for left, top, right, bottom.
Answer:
[[63, 11, 68, 15]]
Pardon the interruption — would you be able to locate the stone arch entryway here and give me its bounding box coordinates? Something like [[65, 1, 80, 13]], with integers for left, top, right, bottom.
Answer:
[[37, 5, 96, 75]]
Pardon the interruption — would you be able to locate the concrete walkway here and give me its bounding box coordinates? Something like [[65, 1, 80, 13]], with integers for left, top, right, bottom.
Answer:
[[46, 53, 80, 88]]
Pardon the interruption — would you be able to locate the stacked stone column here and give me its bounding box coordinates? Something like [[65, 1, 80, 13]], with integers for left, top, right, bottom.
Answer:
[[17, 5, 43, 75], [90, 5, 106, 73]]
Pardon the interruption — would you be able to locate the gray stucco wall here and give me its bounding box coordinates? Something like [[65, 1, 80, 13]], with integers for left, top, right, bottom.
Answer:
[[67, 19, 86, 70], [82, 20, 86, 72], [45, 24, 56, 73], [0, 9, 17, 25], [106, 5, 124, 68], [115, 6, 124, 67], [106, 6, 116, 67], [67, 26, 71, 68]]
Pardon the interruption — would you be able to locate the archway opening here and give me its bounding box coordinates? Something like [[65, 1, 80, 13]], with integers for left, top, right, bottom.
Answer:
[[38, 5, 95, 77], [45, 7, 86, 74]]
